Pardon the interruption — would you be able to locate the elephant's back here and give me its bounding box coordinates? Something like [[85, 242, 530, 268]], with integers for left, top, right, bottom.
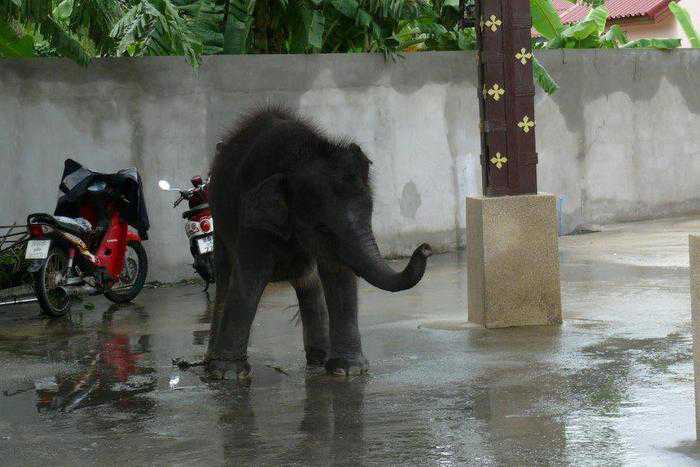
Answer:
[[209, 106, 333, 239], [209, 107, 299, 237]]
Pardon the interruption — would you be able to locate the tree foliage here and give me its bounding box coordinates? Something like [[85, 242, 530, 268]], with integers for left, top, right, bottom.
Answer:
[[0, 0, 93, 63], [0, 0, 695, 94], [0, 0, 474, 64]]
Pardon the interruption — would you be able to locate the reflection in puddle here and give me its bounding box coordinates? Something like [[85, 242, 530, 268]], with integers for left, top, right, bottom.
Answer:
[[35, 331, 156, 413], [471, 384, 569, 465], [214, 371, 368, 465], [0, 249, 698, 465], [9, 308, 161, 415]]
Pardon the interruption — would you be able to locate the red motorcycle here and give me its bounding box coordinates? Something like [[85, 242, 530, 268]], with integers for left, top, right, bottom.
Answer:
[[158, 175, 215, 286], [25, 159, 150, 317]]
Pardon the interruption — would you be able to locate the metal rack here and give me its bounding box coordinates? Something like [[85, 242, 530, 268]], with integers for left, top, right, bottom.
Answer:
[[0, 223, 36, 306]]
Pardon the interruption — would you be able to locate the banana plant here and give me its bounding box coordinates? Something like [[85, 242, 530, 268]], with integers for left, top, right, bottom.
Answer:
[[669, 1, 700, 48], [529, 0, 682, 93], [533, 0, 682, 49], [0, 0, 93, 63]]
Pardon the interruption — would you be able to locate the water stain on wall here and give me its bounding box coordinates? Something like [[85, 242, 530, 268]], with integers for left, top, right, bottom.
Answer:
[[400, 181, 422, 219]]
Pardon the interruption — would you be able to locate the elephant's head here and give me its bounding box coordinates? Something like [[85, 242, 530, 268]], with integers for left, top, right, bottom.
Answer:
[[241, 142, 431, 292]]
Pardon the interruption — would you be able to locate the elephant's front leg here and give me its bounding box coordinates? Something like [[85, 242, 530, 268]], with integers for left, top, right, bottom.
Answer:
[[207, 243, 273, 380], [318, 262, 368, 376], [292, 267, 330, 366]]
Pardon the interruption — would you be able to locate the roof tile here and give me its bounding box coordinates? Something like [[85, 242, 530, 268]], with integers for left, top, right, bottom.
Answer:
[[552, 0, 674, 24]]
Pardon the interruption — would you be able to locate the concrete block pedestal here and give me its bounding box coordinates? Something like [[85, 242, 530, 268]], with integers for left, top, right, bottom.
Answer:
[[466, 194, 562, 328], [690, 235, 700, 439]]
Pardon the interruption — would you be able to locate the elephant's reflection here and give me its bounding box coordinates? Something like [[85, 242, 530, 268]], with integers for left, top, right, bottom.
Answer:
[[219, 383, 259, 460], [219, 373, 367, 464], [296, 374, 366, 464]]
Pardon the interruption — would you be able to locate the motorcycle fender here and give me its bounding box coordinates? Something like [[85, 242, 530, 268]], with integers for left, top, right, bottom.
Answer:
[[26, 259, 45, 273], [126, 231, 142, 243]]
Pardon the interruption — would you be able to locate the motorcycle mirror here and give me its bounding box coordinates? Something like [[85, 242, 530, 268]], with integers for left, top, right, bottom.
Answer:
[[158, 180, 171, 191]]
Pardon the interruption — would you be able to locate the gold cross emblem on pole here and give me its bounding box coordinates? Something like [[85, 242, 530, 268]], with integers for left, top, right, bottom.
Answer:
[[517, 116, 535, 133], [490, 152, 508, 169], [483, 15, 502, 32], [515, 48, 533, 65], [484, 83, 505, 102]]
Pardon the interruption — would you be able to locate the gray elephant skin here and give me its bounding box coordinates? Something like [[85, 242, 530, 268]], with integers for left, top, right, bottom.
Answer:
[[206, 107, 432, 378]]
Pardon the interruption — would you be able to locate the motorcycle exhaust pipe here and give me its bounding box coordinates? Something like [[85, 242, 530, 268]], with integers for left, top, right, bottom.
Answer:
[[0, 296, 38, 307], [57, 284, 99, 297]]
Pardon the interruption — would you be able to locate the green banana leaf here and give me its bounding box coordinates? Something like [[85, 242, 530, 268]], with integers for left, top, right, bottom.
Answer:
[[669, 1, 700, 48], [530, 0, 563, 40], [223, 0, 256, 54], [533, 56, 558, 95], [622, 38, 681, 49], [600, 24, 628, 48], [559, 20, 597, 41], [52, 0, 74, 21], [302, 7, 324, 50], [584, 4, 608, 35], [0, 19, 35, 58], [558, 6, 607, 42]]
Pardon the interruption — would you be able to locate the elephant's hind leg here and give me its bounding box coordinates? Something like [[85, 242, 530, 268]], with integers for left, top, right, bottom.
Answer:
[[207, 231, 231, 358], [291, 265, 330, 366]]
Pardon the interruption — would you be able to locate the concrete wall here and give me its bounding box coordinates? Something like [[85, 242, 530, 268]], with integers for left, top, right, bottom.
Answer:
[[537, 50, 700, 232], [1, 50, 699, 281]]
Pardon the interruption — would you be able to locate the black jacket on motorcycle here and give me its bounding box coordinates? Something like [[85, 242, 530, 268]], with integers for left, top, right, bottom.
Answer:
[[54, 159, 150, 240]]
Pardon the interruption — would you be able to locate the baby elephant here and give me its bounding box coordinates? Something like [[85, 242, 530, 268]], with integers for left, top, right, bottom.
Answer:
[[207, 107, 432, 378]]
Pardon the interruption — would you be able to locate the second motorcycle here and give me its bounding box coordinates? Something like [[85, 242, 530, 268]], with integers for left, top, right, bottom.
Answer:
[[158, 175, 215, 286]]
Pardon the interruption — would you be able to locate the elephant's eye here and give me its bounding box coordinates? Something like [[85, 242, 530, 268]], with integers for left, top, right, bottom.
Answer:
[[317, 224, 333, 236]]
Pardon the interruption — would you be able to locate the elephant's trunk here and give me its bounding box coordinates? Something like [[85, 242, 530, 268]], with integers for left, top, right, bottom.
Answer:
[[339, 227, 432, 292]]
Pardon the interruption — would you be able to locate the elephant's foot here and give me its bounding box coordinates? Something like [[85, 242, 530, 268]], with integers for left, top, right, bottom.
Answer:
[[325, 355, 368, 377], [205, 358, 251, 380], [306, 347, 328, 367]]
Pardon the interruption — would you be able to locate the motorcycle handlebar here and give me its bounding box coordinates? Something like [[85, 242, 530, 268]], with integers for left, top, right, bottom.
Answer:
[[167, 183, 208, 209]]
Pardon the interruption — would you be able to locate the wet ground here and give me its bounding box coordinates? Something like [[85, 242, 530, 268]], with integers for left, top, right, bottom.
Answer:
[[1, 216, 700, 465]]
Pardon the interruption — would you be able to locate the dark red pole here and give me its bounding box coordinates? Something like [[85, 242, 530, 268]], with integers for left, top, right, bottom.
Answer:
[[475, 0, 538, 196]]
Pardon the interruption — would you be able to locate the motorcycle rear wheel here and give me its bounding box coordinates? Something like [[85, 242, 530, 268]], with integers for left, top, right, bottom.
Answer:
[[104, 241, 148, 304], [33, 247, 72, 317]]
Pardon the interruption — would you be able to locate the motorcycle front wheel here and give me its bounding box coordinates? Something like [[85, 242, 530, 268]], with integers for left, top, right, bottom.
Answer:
[[194, 253, 216, 284], [104, 241, 148, 304], [33, 247, 72, 317]]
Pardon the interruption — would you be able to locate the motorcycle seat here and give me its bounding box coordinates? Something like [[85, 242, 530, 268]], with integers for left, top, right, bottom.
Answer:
[[53, 216, 93, 236], [182, 203, 209, 220]]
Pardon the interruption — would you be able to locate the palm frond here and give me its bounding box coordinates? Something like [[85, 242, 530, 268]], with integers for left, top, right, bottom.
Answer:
[[68, 0, 124, 54], [177, 0, 224, 54], [110, 0, 204, 66]]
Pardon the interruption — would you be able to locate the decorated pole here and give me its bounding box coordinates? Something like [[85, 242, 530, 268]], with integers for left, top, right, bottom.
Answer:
[[475, 0, 538, 196]]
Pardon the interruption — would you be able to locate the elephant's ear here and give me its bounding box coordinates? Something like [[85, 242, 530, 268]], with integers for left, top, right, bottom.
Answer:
[[241, 174, 290, 241]]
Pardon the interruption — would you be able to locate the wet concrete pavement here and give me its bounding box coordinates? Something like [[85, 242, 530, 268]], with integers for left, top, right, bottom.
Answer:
[[1, 217, 700, 465]]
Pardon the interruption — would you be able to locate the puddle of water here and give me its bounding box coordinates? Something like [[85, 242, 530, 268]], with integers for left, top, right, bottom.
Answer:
[[0, 252, 698, 465]]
